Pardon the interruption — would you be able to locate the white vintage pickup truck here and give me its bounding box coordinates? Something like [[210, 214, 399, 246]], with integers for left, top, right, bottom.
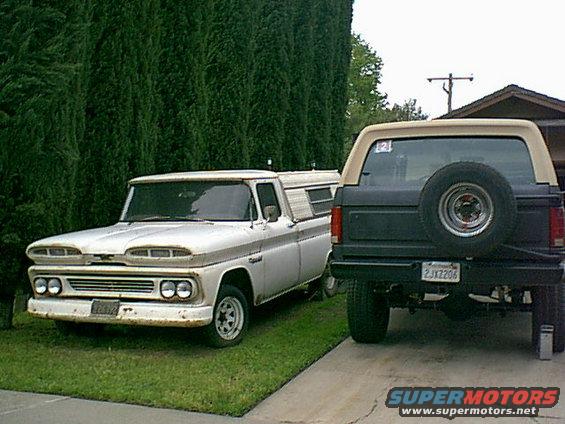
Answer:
[[26, 170, 339, 347]]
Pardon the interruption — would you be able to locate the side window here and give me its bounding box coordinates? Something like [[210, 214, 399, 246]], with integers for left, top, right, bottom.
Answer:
[[256, 183, 282, 220], [307, 187, 333, 216]]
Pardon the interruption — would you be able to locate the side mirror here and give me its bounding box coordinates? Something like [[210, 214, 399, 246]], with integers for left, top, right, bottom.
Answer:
[[263, 205, 279, 223]]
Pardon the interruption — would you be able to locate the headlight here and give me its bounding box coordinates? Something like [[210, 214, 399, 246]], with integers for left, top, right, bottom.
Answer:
[[160, 281, 176, 298], [34, 278, 48, 294], [47, 278, 62, 295], [176, 281, 193, 299]]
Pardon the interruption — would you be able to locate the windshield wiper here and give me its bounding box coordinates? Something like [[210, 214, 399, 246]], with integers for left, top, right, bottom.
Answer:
[[139, 216, 213, 223], [124, 215, 214, 223], [183, 217, 213, 224], [131, 215, 179, 222]]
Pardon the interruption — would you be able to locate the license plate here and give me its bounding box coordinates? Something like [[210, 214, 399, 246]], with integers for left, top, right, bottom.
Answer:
[[91, 300, 120, 316], [421, 262, 460, 283]]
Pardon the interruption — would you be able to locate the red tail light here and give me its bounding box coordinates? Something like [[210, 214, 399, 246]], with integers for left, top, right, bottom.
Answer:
[[549, 207, 564, 247], [331, 207, 342, 244]]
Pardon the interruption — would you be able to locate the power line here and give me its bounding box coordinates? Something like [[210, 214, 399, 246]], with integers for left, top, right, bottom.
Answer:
[[428, 73, 474, 113]]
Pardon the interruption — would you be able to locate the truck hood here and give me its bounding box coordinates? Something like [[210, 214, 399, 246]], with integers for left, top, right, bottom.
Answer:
[[28, 222, 258, 257]]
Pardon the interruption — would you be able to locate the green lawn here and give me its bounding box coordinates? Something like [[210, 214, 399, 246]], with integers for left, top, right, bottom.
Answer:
[[0, 292, 348, 416]]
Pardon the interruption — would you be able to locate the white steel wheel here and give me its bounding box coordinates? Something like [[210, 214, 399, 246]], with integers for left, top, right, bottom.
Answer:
[[215, 296, 244, 341], [203, 284, 249, 348]]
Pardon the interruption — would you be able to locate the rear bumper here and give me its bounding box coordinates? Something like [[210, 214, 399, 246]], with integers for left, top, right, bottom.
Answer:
[[28, 297, 213, 328], [330, 259, 564, 289]]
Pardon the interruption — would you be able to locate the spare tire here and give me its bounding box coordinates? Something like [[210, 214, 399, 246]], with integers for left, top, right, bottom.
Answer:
[[419, 162, 517, 257]]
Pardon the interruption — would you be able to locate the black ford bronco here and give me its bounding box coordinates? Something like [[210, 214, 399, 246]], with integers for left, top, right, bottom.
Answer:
[[330, 119, 564, 353]]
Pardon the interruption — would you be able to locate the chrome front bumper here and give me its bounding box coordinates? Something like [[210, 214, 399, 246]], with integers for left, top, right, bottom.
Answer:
[[28, 297, 213, 328]]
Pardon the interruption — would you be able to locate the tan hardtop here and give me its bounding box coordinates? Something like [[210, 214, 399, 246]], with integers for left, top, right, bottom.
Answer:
[[341, 119, 557, 186]]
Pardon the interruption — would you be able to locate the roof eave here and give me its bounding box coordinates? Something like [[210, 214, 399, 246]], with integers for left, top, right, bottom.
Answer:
[[439, 84, 565, 119]]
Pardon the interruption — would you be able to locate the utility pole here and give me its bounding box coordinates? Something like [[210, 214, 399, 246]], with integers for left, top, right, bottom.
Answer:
[[427, 73, 474, 113]]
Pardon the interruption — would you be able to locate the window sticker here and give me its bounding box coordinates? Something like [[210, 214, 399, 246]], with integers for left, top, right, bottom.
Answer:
[[375, 140, 392, 153]]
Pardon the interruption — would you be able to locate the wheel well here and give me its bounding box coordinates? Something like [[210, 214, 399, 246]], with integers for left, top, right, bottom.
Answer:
[[220, 268, 254, 306]]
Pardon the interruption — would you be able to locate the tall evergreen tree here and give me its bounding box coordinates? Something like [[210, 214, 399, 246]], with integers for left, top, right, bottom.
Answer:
[[249, 0, 292, 170], [78, 1, 160, 225], [306, 0, 334, 170], [283, 0, 314, 170], [0, 0, 354, 327], [158, 1, 204, 173], [205, 0, 258, 170], [0, 0, 90, 327], [329, 0, 353, 169]]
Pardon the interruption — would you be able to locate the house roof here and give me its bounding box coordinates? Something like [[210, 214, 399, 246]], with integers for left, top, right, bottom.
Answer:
[[440, 84, 565, 119]]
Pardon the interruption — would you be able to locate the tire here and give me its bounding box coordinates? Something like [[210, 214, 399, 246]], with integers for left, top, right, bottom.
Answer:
[[0, 294, 14, 330], [419, 162, 517, 257], [55, 321, 105, 336], [347, 280, 389, 343], [532, 285, 565, 353], [203, 285, 249, 348]]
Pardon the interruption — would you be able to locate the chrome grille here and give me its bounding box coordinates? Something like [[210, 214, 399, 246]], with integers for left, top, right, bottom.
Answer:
[[68, 277, 154, 293]]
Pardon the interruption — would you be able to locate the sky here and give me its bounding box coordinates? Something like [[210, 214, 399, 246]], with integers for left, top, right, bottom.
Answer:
[[351, 0, 565, 118]]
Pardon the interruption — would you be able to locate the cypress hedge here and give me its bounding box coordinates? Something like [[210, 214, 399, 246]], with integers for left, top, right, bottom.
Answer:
[[0, 1, 353, 318]]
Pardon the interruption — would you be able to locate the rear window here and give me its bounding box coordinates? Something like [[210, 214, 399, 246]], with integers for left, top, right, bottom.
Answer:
[[360, 137, 535, 187]]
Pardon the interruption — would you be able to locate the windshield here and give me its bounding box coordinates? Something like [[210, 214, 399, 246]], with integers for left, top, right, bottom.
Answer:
[[121, 181, 257, 222]]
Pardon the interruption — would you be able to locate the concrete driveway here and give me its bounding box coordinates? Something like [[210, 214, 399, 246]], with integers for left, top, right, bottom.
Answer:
[[246, 309, 565, 424], [0, 390, 245, 424]]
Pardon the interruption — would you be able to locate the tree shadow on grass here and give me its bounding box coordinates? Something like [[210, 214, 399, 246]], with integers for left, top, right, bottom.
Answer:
[[380, 308, 533, 355], [250, 289, 311, 330]]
